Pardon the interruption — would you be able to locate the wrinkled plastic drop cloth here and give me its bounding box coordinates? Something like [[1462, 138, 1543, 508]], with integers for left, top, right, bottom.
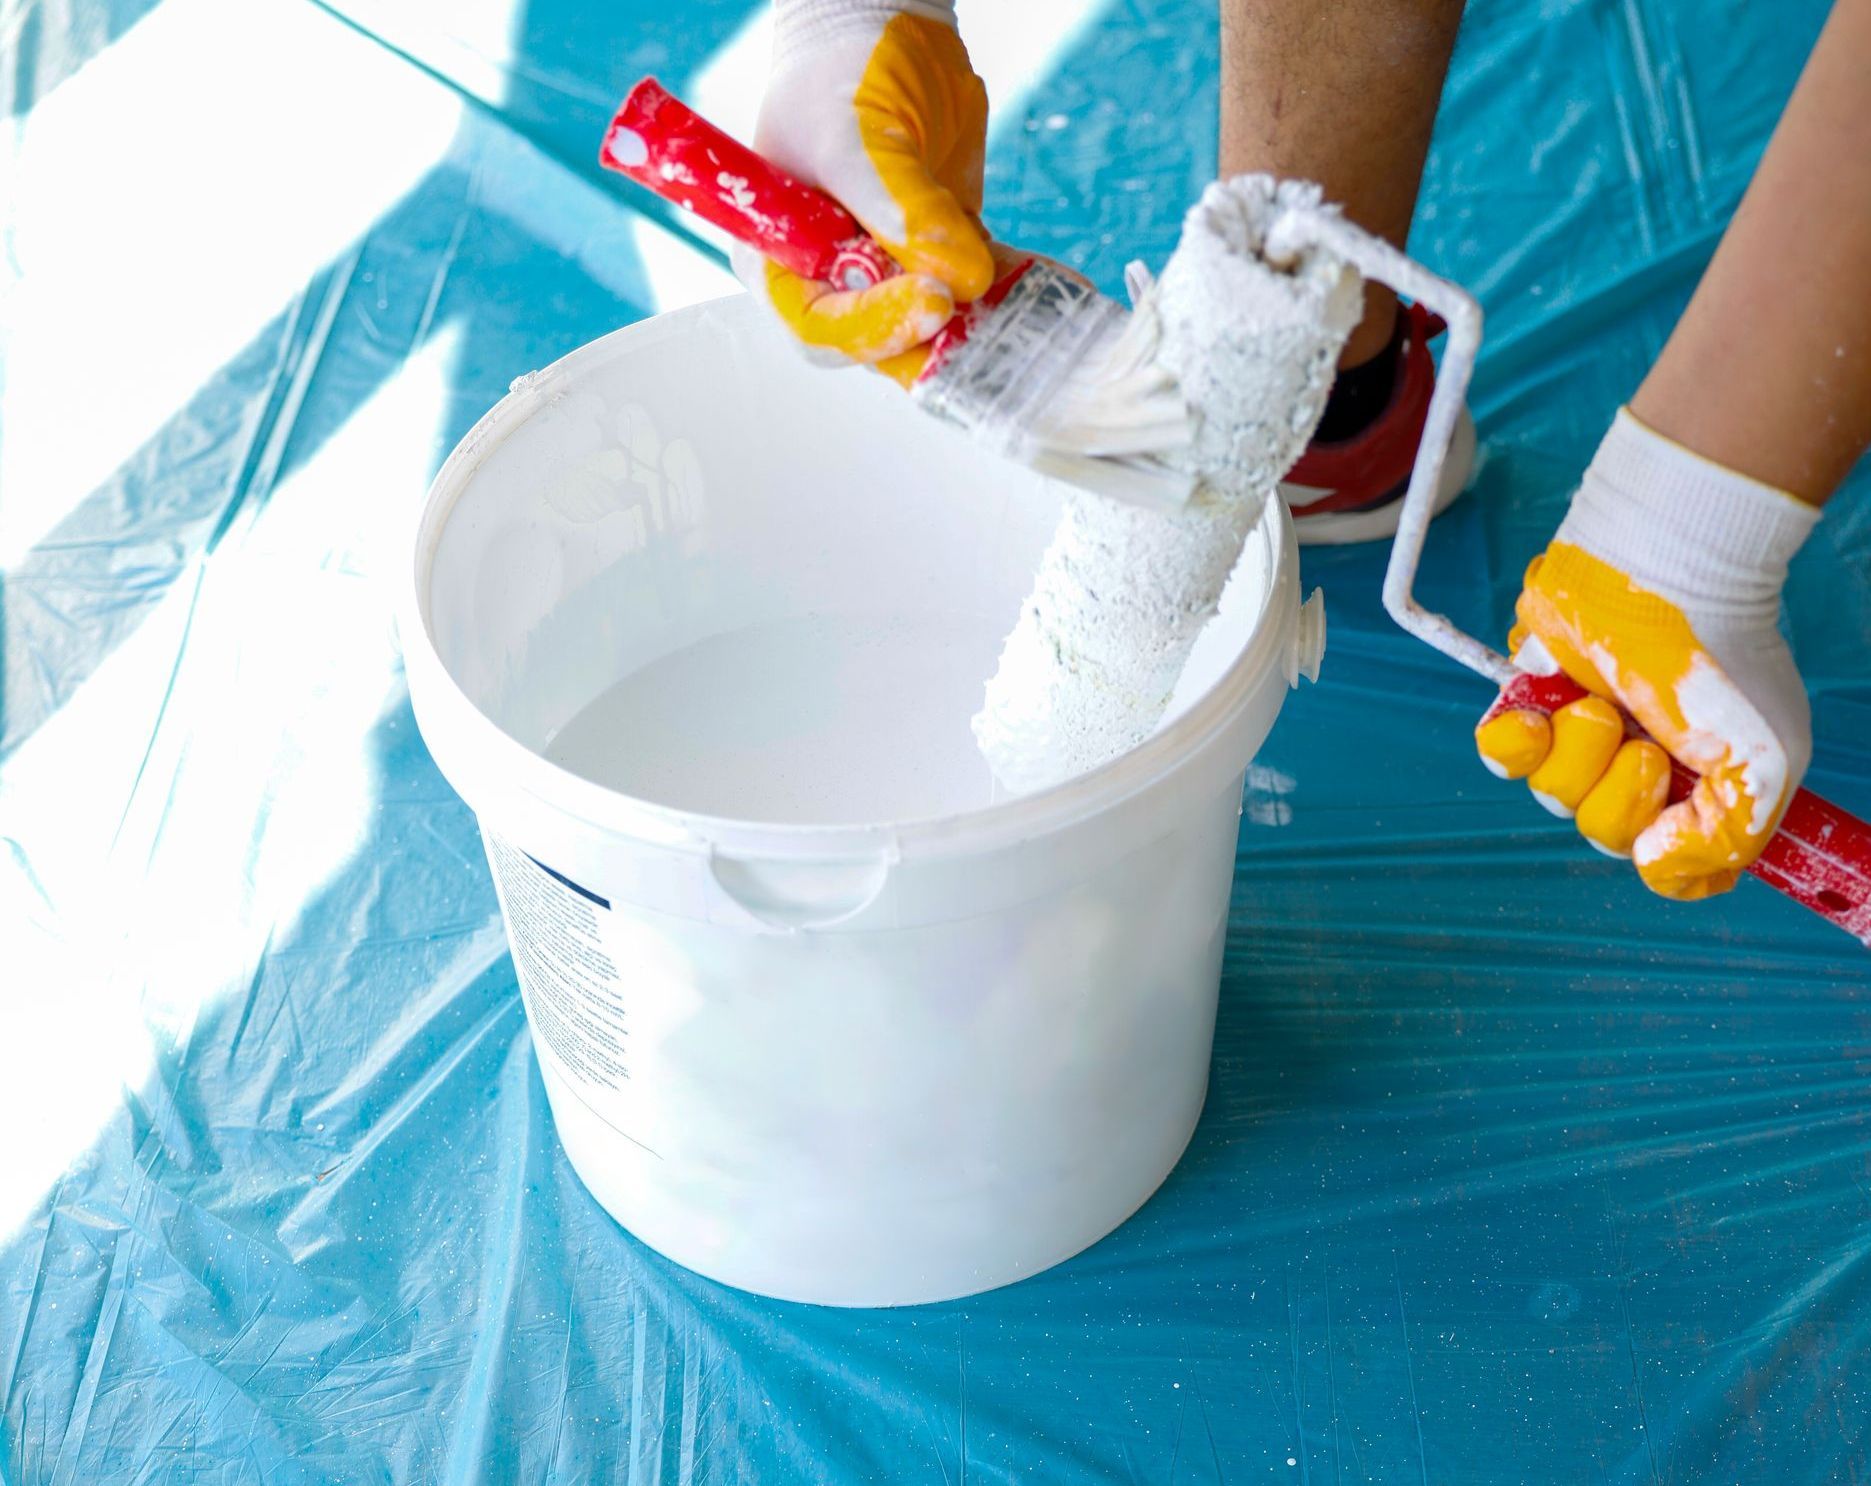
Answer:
[[3, 0, 1869, 1480]]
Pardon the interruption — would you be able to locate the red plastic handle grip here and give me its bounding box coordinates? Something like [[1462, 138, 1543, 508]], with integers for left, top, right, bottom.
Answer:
[[600, 77, 892, 289], [1486, 672, 1871, 944], [597, 78, 1037, 381]]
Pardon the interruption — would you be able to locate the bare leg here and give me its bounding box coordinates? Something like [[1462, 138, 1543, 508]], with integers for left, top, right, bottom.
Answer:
[[1629, 0, 1871, 506], [1220, 0, 1466, 367]]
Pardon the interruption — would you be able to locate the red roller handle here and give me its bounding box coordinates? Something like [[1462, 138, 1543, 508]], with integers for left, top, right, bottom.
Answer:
[[600, 77, 894, 291], [1484, 672, 1871, 944]]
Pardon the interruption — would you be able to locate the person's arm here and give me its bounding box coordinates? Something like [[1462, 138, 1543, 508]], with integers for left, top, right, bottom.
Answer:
[[1477, 0, 1871, 901], [1220, 0, 1466, 368], [1628, 0, 1871, 506]]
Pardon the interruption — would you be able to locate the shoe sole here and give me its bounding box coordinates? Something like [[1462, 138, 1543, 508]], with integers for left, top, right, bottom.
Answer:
[[1284, 408, 1477, 547]]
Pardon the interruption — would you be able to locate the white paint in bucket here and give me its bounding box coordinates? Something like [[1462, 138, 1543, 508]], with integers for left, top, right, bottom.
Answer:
[[402, 294, 1324, 1306], [546, 611, 1009, 823]]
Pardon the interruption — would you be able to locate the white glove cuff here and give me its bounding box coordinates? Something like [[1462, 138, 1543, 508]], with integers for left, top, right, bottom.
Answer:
[[1557, 407, 1818, 617], [772, 0, 958, 66]]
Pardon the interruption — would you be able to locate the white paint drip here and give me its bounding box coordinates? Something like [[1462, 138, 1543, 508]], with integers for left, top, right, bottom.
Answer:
[[1530, 789, 1575, 820], [1671, 654, 1785, 837], [717, 171, 757, 212], [1513, 634, 1562, 677], [973, 178, 1361, 793], [1243, 764, 1297, 827]]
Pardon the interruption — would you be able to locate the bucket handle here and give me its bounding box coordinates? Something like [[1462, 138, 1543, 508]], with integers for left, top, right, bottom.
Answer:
[[707, 848, 896, 932]]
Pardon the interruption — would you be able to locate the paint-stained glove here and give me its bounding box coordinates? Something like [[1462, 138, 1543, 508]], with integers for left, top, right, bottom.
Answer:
[[736, 0, 995, 380], [1475, 408, 1819, 901]]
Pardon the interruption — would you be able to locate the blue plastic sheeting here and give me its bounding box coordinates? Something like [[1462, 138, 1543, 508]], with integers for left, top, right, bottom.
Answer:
[[3, 0, 1869, 1479]]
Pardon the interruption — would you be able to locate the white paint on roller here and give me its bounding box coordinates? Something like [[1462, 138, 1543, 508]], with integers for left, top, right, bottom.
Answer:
[[974, 178, 1361, 794]]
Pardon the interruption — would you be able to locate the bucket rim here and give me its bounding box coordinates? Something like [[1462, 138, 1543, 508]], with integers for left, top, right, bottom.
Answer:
[[402, 295, 1302, 864]]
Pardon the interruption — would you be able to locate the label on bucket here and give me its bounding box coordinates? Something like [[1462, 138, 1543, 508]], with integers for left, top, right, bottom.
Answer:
[[486, 836, 630, 1092]]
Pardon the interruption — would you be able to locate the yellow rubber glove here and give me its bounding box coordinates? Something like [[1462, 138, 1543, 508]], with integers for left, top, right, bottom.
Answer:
[[737, 0, 995, 374], [1476, 409, 1819, 901]]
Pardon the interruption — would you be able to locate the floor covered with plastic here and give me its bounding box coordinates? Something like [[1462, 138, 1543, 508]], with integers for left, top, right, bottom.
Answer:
[[4, 0, 1870, 1479]]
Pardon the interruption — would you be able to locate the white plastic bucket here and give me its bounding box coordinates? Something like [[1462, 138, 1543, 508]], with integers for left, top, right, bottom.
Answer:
[[402, 293, 1324, 1307]]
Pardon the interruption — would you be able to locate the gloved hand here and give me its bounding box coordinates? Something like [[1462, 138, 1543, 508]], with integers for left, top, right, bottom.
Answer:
[[738, 0, 996, 381], [1475, 408, 1819, 901]]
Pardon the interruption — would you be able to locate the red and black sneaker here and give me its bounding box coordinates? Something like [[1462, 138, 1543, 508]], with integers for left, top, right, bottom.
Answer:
[[1280, 301, 1476, 545]]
